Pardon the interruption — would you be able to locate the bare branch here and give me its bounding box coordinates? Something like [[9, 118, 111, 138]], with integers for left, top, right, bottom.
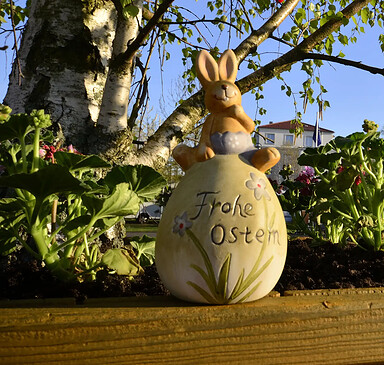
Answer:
[[304, 53, 384, 76], [164, 31, 210, 50], [9, 0, 23, 85], [269, 34, 295, 48], [127, 58, 149, 130], [237, 0, 255, 33], [123, 0, 175, 63], [157, 17, 244, 35]]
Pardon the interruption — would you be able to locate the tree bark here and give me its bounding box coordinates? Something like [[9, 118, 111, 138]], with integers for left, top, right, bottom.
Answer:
[[4, 0, 117, 150], [97, 0, 143, 133]]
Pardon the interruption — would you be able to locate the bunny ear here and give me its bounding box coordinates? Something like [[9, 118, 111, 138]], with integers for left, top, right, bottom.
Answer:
[[196, 50, 219, 88], [218, 49, 238, 83]]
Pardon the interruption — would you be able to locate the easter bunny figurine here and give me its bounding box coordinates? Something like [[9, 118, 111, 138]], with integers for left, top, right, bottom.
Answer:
[[172, 49, 280, 172]]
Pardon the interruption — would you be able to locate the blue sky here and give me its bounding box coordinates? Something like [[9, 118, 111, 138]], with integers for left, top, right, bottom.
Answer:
[[1, 2, 383, 138], [248, 24, 384, 137]]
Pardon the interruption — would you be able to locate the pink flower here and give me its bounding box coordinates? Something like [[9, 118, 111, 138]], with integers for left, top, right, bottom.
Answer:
[[41, 145, 56, 162], [354, 175, 362, 186], [336, 166, 344, 174], [67, 144, 79, 154], [295, 175, 311, 185], [303, 166, 315, 176]]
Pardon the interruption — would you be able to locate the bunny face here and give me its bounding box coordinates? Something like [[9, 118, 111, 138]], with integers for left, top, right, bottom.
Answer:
[[205, 80, 242, 113], [196, 49, 241, 112]]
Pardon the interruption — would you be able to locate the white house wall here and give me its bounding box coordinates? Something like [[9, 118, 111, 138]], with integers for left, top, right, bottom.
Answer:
[[257, 128, 334, 148]]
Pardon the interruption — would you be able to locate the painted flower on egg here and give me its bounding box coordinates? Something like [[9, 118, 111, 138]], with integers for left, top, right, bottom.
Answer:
[[173, 212, 192, 236], [245, 173, 271, 201]]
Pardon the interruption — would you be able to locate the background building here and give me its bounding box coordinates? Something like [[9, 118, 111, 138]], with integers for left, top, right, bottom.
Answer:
[[256, 121, 335, 181], [256, 121, 334, 148]]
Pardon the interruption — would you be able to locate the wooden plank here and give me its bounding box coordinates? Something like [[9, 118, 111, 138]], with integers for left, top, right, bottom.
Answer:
[[1, 292, 384, 364]]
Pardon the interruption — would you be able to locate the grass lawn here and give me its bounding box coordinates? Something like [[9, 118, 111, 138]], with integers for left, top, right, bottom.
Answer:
[[125, 222, 158, 232]]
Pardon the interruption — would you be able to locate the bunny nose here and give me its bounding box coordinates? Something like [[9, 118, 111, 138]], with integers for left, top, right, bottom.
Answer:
[[221, 84, 228, 90]]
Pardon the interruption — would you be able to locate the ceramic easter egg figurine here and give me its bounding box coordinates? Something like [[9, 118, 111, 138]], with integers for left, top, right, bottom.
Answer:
[[156, 49, 287, 304]]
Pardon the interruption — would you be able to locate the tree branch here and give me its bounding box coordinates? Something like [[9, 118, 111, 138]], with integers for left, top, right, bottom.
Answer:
[[9, 0, 23, 85], [127, 57, 149, 129], [299, 0, 371, 52], [157, 17, 244, 35], [303, 53, 384, 76], [237, 0, 372, 93], [122, 0, 175, 63], [234, 0, 300, 63]]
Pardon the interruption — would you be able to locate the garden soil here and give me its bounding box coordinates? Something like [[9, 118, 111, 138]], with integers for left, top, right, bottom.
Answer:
[[2, 237, 384, 303]]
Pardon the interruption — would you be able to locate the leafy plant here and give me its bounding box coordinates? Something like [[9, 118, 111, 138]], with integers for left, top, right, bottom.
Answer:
[[130, 234, 156, 267], [296, 120, 384, 250], [0, 106, 166, 281], [278, 164, 326, 240]]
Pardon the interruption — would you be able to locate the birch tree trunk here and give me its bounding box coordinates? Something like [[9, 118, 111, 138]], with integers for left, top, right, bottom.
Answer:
[[4, 0, 136, 152], [97, 0, 143, 133]]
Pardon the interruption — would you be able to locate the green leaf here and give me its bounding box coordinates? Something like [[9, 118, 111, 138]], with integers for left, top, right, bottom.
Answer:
[[361, 7, 370, 24], [103, 165, 166, 202], [0, 114, 34, 141], [101, 248, 143, 276], [80, 179, 109, 195], [0, 165, 88, 200], [0, 203, 26, 255], [95, 216, 122, 229], [295, 8, 306, 25], [298, 150, 342, 170], [123, 5, 139, 18], [63, 215, 93, 233], [0, 229, 18, 255], [54, 151, 111, 172], [82, 183, 140, 220], [338, 34, 348, 45], [334, 167, 358, 191], [309, 2, 315, 12], [0, 197, 24, 212], [129, 235, 156, 267]]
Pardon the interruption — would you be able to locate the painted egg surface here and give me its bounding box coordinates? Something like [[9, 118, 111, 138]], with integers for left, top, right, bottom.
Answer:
[[156, 154, 287, 304]]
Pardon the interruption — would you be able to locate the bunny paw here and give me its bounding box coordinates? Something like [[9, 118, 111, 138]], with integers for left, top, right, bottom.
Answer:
[[251, 147, 280, 173], [196, 143, 215, 161]]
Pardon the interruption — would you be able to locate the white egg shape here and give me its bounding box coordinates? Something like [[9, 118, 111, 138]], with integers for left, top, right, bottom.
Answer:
[[156, 154, 287, 304]]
